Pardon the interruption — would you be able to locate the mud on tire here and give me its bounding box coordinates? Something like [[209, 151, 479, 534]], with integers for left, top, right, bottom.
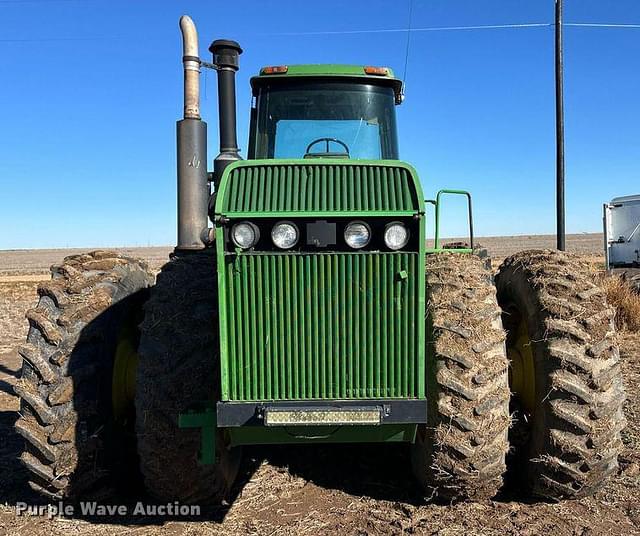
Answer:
[[412, 253, 510, 501], [135, 251, 241, 505], [496, 250, 626, 500], [13, 251, 153, 499]]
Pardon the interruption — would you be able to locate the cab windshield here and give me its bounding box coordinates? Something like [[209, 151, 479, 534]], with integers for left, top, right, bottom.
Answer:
[[251, 80, 399, 160]]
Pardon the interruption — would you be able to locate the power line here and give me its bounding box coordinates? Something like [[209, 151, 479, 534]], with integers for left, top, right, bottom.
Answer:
[[565, 22, 640, 28], [2, 21, 639, 44], [263, 23, 551, 37], [263, 21, 640, 37]]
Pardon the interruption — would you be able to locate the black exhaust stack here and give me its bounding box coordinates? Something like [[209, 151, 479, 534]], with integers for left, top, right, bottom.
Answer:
[[210, 39, 243, 184]]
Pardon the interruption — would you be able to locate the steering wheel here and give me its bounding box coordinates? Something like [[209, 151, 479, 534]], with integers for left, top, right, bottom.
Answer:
[[304, 137, 350, 158]]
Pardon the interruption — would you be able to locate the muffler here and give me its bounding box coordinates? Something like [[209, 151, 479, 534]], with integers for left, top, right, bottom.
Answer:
[[176, 15, 208, 250]]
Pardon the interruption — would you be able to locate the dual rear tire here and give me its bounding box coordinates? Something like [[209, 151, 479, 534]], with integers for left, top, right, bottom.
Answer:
[[12, 250, 239, 504], [135, 252, 241, 504], [12, 251, 153, 499], [496, 251, 625, 499], [412, 252, 510, 501], [413, 250, 625, 501]]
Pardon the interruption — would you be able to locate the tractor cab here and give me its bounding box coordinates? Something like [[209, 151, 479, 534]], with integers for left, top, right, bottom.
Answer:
[[248, 65, 403, 160]]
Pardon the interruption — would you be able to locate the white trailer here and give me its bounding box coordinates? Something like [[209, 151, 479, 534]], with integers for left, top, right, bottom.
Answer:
[[603, 194, 640, 269]]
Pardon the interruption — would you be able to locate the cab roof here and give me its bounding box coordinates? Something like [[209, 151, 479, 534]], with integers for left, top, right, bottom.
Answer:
[[611, 194, 640, 204], [250, 64, 404, 104]]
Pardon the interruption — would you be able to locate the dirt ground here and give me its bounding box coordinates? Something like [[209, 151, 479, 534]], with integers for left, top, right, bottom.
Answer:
[[1, 235, 639, 536]]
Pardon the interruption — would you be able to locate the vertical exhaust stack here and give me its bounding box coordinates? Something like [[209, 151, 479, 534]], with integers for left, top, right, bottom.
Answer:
[[210, 39, 243, 184], [176, 15, 209, 250]]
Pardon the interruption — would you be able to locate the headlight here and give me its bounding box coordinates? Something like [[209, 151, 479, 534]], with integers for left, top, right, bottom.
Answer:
[[344, 221, 371, 249], [231, 221, 260, 249], [384, 222, 409, 250], [271, 221, 299, 249]]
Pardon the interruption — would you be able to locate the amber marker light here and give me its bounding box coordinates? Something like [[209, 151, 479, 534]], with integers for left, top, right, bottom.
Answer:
[[364, 66, 389, 76], [261, 66, 288, 74]]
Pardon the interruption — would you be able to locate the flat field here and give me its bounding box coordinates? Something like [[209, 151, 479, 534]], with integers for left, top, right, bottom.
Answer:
[[1, 234, 639, 536]]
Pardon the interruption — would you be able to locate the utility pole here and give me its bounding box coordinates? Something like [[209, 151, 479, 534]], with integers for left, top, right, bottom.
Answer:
[[555, 0, 566, 250]]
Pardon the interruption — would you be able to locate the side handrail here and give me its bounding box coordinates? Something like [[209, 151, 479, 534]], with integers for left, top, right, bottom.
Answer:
[[426, 189, 474, 251]]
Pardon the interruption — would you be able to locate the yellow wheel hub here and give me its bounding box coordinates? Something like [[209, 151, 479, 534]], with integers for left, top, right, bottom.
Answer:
[[112, 322, 139, 423], [507, 317, 536, 414]]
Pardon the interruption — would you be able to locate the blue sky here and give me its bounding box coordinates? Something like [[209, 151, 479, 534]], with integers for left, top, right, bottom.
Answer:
[[0, 0, 638, 249]]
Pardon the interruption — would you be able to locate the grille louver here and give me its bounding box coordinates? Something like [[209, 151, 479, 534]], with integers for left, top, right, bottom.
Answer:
[[222, 252, 422, 401], [221, 163, 420, 214]]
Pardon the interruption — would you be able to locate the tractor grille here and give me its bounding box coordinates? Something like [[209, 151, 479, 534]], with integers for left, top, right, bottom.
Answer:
[[221, 163, 419, 213], [221, 252, 422, 401]]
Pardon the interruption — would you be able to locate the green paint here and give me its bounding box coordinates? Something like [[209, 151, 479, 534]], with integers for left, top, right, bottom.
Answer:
[[214, 161, 427, 405], [178, 408, 217, 465], [259, 64, 398, 78], [220, 252, 424, 400], [426, 189, 474, 253], [224, 210, 417, 219], [177, 66, 484, 461], [250, 64, 403, 102], [216, 224, 231, 401], [215, 159, 424, 217]]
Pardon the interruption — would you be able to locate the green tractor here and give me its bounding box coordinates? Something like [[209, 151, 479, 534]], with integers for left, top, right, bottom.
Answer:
[[14, 16, 624, 505]]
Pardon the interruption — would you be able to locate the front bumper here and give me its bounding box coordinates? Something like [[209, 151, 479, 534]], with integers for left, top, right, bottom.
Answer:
[[216, 399, 427, 427]]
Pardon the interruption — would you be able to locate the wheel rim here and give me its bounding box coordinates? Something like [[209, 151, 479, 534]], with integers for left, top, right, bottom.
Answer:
[[112, 321, 139, 423], [507, 316, 536, 414]]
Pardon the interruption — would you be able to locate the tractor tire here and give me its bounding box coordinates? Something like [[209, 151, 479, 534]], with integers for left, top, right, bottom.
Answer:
[[13, 251, 153, 500], [621, 269, 640, 295], [412, 253, 511, 501], [632, 274, 640, 294], [496, 250, 626, 500], [135, 251, 241, 505]]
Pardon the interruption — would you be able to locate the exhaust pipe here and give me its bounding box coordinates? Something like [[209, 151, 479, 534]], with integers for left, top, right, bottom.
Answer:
[[180, 16, 201, 120], [176, 15, 208, 250], [210, 39, 243, 184]]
